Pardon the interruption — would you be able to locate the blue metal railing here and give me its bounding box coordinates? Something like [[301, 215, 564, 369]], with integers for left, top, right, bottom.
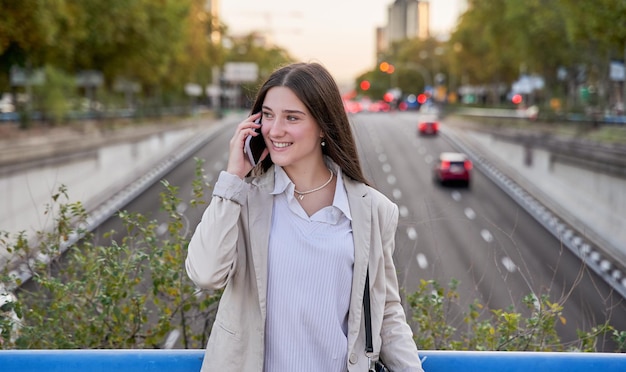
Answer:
[[1, 349, 625, 372]]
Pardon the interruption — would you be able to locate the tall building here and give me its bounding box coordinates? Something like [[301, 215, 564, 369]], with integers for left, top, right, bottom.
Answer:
[[386, 0, 430, 46], [376, 0, 430, 59]]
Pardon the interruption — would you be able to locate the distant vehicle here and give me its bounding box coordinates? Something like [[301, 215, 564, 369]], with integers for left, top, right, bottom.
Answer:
[[368, 100, 391, 113], [418, 121, 439, 135], [343, 99, 362, 114], [433, 152, 472, 187]]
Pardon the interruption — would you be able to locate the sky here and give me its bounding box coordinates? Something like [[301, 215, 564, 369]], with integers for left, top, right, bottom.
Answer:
[[220, 0, 467, 85]]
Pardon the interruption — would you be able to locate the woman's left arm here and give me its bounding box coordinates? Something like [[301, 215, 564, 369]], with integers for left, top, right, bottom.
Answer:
[[379, 203, 425, 372]]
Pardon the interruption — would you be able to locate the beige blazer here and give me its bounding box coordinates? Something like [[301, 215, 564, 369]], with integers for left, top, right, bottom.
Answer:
[[186, 167, 423, 372]]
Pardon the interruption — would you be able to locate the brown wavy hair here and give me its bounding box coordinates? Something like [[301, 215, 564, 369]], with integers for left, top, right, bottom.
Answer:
[[250, 62, 369, 186]]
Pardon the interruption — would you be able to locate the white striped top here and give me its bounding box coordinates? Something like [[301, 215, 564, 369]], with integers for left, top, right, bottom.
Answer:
[[263, 164, 354, 372]]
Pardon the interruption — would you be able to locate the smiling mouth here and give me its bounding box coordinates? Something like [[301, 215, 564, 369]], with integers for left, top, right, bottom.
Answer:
[[272, 141, 292, 148]]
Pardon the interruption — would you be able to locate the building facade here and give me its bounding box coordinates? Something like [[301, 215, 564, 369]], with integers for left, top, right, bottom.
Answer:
[[382, 0, 430, 51]]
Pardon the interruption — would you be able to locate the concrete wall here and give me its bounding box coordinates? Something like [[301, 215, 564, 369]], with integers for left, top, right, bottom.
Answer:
[[465, 130, 626, 261], [0, 127, 200, 266]]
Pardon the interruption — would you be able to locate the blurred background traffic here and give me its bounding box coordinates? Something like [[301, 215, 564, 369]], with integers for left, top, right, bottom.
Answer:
[[1, 0, 624, 125]]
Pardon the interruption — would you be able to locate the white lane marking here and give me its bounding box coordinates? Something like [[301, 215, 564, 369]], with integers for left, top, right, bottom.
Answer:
[[164, 329, 181, 349], [378, 154, 387, 162], [481, 229, 493, 243], [418, 147, 427, 155], [387, 174, 397, 185], [451, 191, 462, 201], [416, 253, 428, 269], [464, 207, 476, 220], [392, 188, 402, 200], [399, 205, 409, 218], [406, 227, 418, 240], [501, 256, 517, 272], [157, 223, 168, 236], [382, 163, 392, 173], [424, 155, 433, 164]]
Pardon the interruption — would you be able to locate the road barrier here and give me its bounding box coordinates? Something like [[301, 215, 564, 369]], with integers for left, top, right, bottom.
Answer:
[[1, 349, 625, 371]]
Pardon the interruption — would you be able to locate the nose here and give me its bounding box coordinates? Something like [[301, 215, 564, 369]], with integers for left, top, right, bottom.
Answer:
[[266, 116, 286, 137]]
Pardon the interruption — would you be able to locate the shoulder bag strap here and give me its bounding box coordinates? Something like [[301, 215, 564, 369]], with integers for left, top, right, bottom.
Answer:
[[363, 269, 374, 354]]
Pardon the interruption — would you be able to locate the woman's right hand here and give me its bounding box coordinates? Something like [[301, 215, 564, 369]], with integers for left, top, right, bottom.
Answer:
[[226, 112, 263, 179]]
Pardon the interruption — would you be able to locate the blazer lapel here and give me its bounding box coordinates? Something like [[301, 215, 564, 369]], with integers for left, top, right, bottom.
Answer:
[[248, 168, 275, 320], [344, 176, 372, 349]]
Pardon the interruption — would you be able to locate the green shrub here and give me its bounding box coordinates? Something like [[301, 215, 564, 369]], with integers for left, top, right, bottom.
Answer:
[[0, 159, 219, 349], [1, 158, 624, 351], [408, 279, 625, 352]]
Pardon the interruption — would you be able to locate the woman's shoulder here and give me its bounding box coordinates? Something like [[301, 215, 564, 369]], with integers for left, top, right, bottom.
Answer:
[[368, 186, 397, 216], [345, 176, 397, 211]]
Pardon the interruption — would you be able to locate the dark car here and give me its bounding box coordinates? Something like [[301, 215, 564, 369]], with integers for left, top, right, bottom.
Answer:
[[433, 152, 472, 187], [418, 121, 439, 135]]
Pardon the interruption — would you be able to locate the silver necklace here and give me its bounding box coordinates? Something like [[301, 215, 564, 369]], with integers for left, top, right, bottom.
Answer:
[[294, 169, 334, 200]]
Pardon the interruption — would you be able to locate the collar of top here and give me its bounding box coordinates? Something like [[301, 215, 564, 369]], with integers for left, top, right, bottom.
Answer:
[[270, 157, 352, 222]]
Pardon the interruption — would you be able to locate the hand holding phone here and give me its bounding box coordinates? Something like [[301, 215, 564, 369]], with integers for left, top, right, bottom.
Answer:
[[244, 115, 266, 166]]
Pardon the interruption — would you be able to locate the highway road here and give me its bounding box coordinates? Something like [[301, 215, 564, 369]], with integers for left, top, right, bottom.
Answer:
[[350, 112, 626, 349], [29, 111, 625, 350]]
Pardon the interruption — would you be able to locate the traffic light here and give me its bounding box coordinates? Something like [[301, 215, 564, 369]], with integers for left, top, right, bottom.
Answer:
[[360, 80, 370, 91], [379, 62, 394, 74], [417, 94, 428, 104]]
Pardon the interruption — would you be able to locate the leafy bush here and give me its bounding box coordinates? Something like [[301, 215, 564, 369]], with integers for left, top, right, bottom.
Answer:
[[1, 159, 219, 349], [408, 279, 626, 352], [1, 158, 625, 351]]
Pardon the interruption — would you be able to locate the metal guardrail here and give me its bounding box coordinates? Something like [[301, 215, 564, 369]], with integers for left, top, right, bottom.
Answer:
[[4, 119, 231, 290], [1, 349, 625, 372], [0, 106, 198, 123], [440, 127, 626, 300], [453, 107, 626, 125]]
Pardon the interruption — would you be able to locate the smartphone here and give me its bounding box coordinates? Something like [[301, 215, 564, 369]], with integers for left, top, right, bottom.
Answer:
[[244, 116, 266, 166]]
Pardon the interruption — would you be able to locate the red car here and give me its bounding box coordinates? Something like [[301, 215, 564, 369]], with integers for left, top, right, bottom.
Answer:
[[433, 152, 472, 187], [418, 121, 439, 135]]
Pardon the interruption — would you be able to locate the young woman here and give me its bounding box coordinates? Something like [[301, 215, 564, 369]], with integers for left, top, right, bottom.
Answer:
[[186, 62, 424, 372]]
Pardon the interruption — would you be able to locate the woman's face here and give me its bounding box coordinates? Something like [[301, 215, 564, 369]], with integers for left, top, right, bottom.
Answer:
[[260, 86, 323, 169]]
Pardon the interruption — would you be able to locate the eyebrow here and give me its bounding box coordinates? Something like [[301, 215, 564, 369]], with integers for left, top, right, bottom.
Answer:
[[262, 105, 306, 116]]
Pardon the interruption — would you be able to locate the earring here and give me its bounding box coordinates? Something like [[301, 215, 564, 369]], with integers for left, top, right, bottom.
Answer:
[[321, 140, 326, 147]]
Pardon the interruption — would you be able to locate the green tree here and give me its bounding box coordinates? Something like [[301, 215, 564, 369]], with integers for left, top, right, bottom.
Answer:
[[1, 0, 296, 119], [34, 65, 76, 125], [445, 0, 625, 109], [222, 32, 294, 103]]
